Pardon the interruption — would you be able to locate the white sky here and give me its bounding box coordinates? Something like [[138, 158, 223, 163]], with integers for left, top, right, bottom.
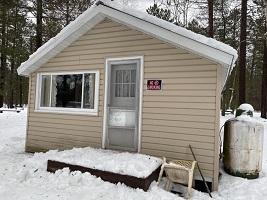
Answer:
[[135, 0, 155, 10], [112, 0, 155, 11]]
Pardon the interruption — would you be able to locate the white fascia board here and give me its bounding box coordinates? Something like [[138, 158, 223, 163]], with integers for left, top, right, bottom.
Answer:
[[99, 6, 235, 69], [18, 6, 104, 76]]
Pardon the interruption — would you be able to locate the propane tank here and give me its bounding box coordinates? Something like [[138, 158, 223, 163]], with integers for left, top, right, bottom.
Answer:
[[223, 104, 264, 179]]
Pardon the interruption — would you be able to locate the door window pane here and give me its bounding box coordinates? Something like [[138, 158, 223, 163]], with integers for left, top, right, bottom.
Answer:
[[123, 84, 130, 97], [123, 70, 130, 83], [115, 69, 136, 98], [131, 70, 136, 83], [115, 84, 122, 97], [116, 70, 122, 83]]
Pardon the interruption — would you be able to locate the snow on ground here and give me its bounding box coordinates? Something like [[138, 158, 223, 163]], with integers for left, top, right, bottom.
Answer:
[[0, 109, 267, 199], [33, 147, 162, 178]]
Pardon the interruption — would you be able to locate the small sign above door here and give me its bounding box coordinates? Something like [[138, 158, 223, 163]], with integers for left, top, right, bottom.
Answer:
[[147, 80, 162, 91]]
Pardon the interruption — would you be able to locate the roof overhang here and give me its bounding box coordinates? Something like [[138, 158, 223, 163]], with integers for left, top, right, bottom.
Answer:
[[18, 1, 237, 89]]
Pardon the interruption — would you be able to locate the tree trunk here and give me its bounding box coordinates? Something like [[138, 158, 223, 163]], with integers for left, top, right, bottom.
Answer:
[[261, 23, 267, 118], [261, 45, 267, 118], [8, 6, 19, 109], [208, 0, 213, 38], [0, 6, 6, 108], [238, 0, 247, 105], [19, 76, 23, 107], [36, 0, 43, 49], [66, 1, 70, 25]]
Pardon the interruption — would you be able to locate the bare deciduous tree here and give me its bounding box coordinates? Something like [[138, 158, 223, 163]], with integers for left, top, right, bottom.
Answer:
[[157, 0, 195, 26]]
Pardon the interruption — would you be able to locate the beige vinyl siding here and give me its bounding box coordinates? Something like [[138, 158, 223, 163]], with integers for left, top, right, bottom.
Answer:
[[26, 19, 219, 185], [140, 22, 218, 178]]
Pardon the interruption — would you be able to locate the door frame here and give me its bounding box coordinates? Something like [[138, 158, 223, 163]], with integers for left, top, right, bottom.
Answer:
[[102, 56, 144, 152]]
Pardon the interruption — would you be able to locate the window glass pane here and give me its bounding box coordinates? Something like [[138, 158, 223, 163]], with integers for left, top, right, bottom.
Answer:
[[130, 84, 135, 97], [51, 74, 82, 108], [123, 70, 130, 83], [40, 75, 51, 107], [123, 84, 129, 97], [83, 73, 95, 109], [131, 70, 136, 83], [51, 75, 57, 107], [116, 70, 122, 83], [115, 84, 122, 97]]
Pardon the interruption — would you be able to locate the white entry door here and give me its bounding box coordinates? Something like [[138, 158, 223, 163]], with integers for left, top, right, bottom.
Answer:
[[104, 59, 141, 151]]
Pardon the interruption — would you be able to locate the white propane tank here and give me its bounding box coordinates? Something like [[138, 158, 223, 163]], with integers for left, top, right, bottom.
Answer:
[[223, 104, 264, 179]]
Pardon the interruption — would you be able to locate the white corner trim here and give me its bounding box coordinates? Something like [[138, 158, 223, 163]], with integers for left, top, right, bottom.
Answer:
[[138, 56, 144, 153], [102, 59, 109, 149]]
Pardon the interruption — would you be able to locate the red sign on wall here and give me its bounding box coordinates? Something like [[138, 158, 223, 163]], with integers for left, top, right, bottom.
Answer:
[[147, 80, 162, 91]]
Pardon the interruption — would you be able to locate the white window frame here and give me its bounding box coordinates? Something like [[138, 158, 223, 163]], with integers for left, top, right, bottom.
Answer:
[[35, 70, 100, 115]]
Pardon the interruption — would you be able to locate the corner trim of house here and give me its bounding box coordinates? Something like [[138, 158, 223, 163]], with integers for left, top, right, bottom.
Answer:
[[213, 64, 222, 191]]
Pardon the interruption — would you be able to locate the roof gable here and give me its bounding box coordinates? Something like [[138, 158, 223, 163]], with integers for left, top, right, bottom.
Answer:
[[18, 0, 237, 89]]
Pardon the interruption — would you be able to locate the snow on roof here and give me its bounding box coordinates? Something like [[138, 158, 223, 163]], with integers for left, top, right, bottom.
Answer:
[[18, 0, 238, 87]]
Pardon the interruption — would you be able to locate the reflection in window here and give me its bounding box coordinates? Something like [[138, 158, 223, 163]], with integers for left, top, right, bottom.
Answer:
[[50, 74, 82, 108]]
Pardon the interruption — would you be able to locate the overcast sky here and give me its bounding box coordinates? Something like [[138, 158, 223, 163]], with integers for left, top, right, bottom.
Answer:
[[112, 0, 155, 11], [135, 0, 155, 10]]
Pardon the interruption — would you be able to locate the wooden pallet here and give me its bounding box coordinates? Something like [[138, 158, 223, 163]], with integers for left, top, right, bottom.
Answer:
[[47, 159, 161, 191]]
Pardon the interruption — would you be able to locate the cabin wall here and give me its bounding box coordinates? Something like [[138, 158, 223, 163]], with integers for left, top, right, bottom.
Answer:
[[26, 19, 220, 189]]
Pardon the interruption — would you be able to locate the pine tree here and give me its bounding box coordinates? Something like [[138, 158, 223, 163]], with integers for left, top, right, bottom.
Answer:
[[146, 3, 174, 23]]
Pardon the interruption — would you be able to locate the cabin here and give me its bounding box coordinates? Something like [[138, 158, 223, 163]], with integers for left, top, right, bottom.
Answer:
[[17, 0, 237, 191]]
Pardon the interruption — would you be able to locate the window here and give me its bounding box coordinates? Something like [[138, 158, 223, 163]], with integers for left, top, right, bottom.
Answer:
[[36, 71, 99, 114], [115, 69, 136, 97]]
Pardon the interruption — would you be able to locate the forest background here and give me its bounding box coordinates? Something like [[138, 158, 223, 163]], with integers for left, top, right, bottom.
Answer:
[[0, 0, 266, 118]]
